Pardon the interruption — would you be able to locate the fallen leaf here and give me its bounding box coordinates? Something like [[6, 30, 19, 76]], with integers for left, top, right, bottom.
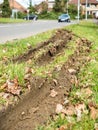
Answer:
[[95, 123, 98, 130], [56, 104, 63, 114], [63, 97, 69, 105], [62, 105, 75, 116], [26, 59, 32, 64], [84, 88, 93, 98], [0, 83, 7, 89], [59, 125, 68, 130], [88, 102, 98, 120], [75, 103, 86, 121], [3, 56, 8, 61], [25, 67, 32, 74], [68, 68, 77, 75], [6, 79, 21, 95], [89, 106, 98, 120], [24, 74, 31, 80], [50, 89, 58, 98], [27, 84, 31, 91]]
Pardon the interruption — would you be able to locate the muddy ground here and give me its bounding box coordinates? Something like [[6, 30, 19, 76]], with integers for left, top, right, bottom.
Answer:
[[0, 29, 92, 130]]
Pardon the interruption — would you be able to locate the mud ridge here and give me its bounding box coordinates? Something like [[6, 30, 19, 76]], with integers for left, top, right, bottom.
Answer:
[[12, 29, 73, 63]]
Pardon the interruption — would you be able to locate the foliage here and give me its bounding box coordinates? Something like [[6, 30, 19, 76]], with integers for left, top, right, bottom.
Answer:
[[0, 18, 27, 23], [53, 0, 62, 12], [53, 0, 68, 12], [34, 1, 48, 14], [39, 11, 61, 19], [17, 12, 26, 19], [1, 0, 11, 18], [80, 14, 93, 19], [68, 4, 77, 19]]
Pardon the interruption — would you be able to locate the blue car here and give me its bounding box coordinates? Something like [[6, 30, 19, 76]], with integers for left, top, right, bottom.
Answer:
[[58, 14, 70, 22]]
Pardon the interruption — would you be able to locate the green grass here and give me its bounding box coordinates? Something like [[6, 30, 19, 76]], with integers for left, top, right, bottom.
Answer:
[[36, 21, 98, 130], [0, 30, 53, 88], [0, 18, 27, 23], [0, 31, 53, 60]]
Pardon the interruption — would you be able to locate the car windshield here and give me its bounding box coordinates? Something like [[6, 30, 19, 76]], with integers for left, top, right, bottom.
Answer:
[[61, 14, 68, 18]]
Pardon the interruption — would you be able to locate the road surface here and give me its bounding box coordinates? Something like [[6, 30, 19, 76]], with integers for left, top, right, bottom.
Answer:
[[0, 20, 76, 44]]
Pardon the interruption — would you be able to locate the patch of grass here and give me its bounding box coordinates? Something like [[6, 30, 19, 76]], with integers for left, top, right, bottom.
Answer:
[[70, 116, 94, 130], [0, 98, 6, 105], [6, 63, 26, 85], [0, 18, 27, 23], [0, 30, 53, 61], [0, 30, 53, 87]]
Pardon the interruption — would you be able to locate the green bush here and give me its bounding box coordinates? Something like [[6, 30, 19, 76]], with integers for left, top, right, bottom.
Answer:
[[80, 14, 93, 19], [39, 11, 61, 20], [17, 12, 26, 19]]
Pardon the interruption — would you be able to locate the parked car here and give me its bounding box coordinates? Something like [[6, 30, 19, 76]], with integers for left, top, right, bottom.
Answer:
[[23, 14, 38, 20], [58, 14, 70, 22]]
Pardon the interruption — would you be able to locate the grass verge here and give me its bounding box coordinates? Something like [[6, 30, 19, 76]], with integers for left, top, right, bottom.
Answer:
[[36, 21, 98, 130]]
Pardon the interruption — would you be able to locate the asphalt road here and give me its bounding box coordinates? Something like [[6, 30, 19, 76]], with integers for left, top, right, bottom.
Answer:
[[0, 20, 76, 44]]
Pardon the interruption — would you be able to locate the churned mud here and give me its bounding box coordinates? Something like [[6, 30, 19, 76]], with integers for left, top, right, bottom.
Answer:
[[0, 29, 92, 130]]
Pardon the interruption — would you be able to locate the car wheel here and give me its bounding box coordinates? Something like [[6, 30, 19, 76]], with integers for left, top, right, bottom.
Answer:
[[67, 19, 70, 22], [33, 17, 37, 21], [24, 18, 26, 20]]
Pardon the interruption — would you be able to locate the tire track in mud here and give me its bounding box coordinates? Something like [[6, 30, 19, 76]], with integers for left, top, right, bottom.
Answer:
[[0, 29, 92, 130], [12, 29, 73, 64]]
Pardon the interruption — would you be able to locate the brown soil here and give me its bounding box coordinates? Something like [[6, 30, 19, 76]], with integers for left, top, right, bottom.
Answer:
[[0, 29, 92, 130]]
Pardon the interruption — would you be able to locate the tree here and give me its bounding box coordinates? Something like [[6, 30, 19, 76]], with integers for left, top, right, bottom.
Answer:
[[28, 0, 36, 14], [1, 0, 11, 17], [53, 0, 62, 12], [53, 0, 68, 12]]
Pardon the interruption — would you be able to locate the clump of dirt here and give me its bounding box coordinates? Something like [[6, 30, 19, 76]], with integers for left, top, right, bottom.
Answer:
[[0, 29, 92, 130]]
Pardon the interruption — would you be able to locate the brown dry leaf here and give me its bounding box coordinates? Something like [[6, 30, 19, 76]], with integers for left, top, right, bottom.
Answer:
[[84, 88, 93, 97], [27, 85, 31, 91], [75, 103, 86, 121], [68, 68, 77, 75], [81, 88, 93, 98], [24, 74, 31, 80], [94, 123, 98, 130], [59, 125, 68, 130], [56, 104, 63, 114], [26, 59, 32, 64], [89, 105, 98, 120], [6, 79, 21, 95], [0, 83, 7, 90], [55, 65, 61, 71], [50, 89, 58, 98], [25, 67, 32, 74], [14, 78, 19, 89], [3, 56, 8, 61], [62, 105, 75, 116]]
